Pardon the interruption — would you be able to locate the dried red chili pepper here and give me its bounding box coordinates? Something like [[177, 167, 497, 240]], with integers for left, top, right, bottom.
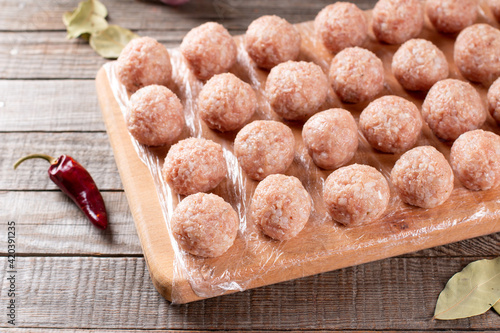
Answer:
[[14, 154, 108, 230]]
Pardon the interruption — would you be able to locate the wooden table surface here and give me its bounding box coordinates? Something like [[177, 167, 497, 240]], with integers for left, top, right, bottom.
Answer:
[[1, 0, 500, 331]]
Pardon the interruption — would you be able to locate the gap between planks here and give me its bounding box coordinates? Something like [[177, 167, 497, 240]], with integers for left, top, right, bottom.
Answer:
[[5, 327, 498, 333]]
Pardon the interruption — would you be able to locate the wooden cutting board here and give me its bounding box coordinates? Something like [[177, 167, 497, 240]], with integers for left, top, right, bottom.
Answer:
[[96, 7, 500, 304]]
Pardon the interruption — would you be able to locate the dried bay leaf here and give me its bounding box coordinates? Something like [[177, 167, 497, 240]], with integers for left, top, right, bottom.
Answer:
[[62, 10, 75, 27], [434, 257, 500, 320], [90, 25, 139, 59], [494, 301, 500, 315], [65, 0, 108, 39]]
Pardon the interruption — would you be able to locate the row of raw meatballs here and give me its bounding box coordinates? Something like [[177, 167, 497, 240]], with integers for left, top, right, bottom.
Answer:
[[165, 127, 500, 258], [117, 0, 500, 95], [126, 75, 499, 177]]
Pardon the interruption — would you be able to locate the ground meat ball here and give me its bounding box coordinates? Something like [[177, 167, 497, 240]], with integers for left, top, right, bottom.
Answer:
[[302, 108, 358, 169], [392, 39, 449, 91], [117, 37, 172, 93], [171, 193, 238, 257], [180, 22, 237, 81], [390, 146, 454, 208], [234, 120, 295, 181], [251, 174, 312, 241], [162, 138, 227, 195], [359, 96, 422, 153], [450, 130, 500, 190], [314, 2, 368, 54], [323, 164, 390, 226], [329, 47, 384, 103], [487, 77, 500, 124], [372, 0, 424, 44], [245, 15, 301, 70], [266, 61, 329, 120], [126, 85, 184, 146], [426, 0, 478, 34], [198, 73, 257, 132], [490, 0, 500, 21], [454, 24, 500, 85], [421, 79, 486, 141]]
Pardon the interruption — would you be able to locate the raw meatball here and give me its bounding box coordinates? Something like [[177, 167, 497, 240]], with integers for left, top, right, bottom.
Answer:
[[234, 120, 295, 181], [392, 39, 449, 91], [421, 79, 486, 141], [450, 130, 500, 190], [266, 61, 329, 120], [390, 146, 454, 208], [198, 73, 257, 132], [162, 138, 227, 195], [180, 22, 237, 81], [359, 96, 422, 153], [251, 174, 312, 241], [126, 85, 184, 146], [490, 0, 500, 21], [372, 0, 425, 44], [454, 24, 500, 85], [117, 37, 172, 93], [245, 15, 301, 70], [171, 193, 238, 257], [487, 77, 500, 124], [323, 164, 390, 226], [314, 2, 368, 54], [302, 108, 358, 169], [426, 0, 478, 34], [329, 47, 384, 103]]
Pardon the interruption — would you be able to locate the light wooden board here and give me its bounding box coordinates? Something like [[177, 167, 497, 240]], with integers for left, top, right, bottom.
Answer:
[[97, 9, 500, 304], [2, 256, 500, 330]]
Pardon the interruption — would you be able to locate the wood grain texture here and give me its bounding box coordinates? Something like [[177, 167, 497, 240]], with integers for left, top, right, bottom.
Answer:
[[0, 191, 140, 255], [1, 256, 500, 330], [7, 331, 498, 333], [0, 0, 375, 31], [1, 132, 122, 190], [0, 32, 108, 79], [0, 80, 104, 132], [0, 31, 201, 79]]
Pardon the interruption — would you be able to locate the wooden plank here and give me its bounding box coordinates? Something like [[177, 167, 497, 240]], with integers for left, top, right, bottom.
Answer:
[[1, 132, 123, 190], [0, 32, 108, 79], [2, 331, 499, 333], [0, 80, 105, 132], [0, 0, 376, 31], [0, 31, 194, 79], [8, 331, 487, 333], [1, 256, 500, 330], [0, 191, 140, 255]]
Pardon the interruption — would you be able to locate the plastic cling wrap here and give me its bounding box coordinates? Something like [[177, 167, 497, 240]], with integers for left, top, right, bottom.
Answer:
[[104, 9, 500, 303]]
